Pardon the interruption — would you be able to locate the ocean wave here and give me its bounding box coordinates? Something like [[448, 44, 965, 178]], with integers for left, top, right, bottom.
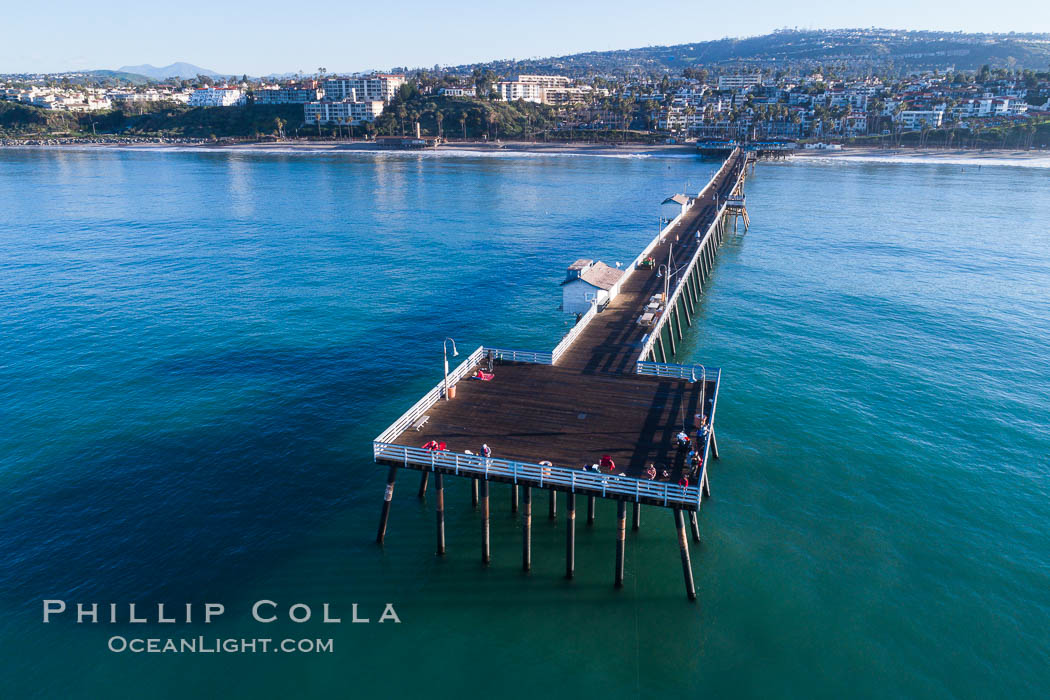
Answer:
[[7, 144, 696, 161], [788, 153, 1050, 169]]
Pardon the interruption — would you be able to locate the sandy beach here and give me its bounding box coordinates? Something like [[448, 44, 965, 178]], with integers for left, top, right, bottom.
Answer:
[[0, 137, 699, 158]]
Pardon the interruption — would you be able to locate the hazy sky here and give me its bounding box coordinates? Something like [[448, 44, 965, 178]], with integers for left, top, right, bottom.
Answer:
[[5, 0, 1050, 74]]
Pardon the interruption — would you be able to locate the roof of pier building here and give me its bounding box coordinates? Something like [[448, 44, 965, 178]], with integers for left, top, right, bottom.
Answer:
[[561, 260, 624, 290]]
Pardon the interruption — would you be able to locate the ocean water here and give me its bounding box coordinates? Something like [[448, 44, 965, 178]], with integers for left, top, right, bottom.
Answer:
[[0, 147, 1048, 699]]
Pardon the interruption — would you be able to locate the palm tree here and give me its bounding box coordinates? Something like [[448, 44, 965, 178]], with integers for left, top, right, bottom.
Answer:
[[487, 111, 498, 141], [435, 110, 444, 139], [396, 104, 407, 135], [459, 113, 467, 140]]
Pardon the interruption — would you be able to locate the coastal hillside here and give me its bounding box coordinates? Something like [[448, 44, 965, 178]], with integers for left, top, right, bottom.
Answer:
[[117, 62, 224, 80], [446, 29, 1050, 77]]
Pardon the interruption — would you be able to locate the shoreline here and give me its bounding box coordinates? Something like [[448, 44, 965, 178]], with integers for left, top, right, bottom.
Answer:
[[0, 137, 697, 158], [3, 137, 1048, 162], [791, 145, 1050, 162]]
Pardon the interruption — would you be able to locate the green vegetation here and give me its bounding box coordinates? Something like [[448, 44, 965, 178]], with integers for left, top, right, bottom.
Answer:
[[0, 101, 304, 139], [0, 101, 79, 134], [120, 103, 303, 138], [372, 89, 558, 140]]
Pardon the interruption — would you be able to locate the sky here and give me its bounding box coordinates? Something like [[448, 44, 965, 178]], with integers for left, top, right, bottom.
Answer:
[[4, 0, 1050, 75]]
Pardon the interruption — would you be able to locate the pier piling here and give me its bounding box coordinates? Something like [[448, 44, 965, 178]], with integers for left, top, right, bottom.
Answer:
[[511, 484, 518, 513], [376, 465, 399, 545], [436, 473, 446, 555], [632, 501, 641, 531], [614, 500, 627, 588], [481, 479, 490, 565], [417, 470, 429, 499], [566, 492, 576, 579], [523, 486, 532, 572], [690, 511, 701, 543], [548, 489, 557, 520], [471, 478, 479, 509], [674, 509, 697, 601], [587, 496, 596, 525], [711, 430, 720, 460]]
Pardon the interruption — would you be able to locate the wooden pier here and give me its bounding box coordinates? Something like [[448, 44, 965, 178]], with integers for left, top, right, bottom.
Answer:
[[373, 149, 750, 600]]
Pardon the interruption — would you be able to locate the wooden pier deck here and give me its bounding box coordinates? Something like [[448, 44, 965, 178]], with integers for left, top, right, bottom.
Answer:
[[371, 149, 750, 598], [392, 362, 716, 482]]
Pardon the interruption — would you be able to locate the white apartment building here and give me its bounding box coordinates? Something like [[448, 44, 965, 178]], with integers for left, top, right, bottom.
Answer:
[[514, 74, 572, 89], [304, 100, 385, 124], [897, 109, 944, 130], [189, 87, 245, 107], [952, 97, 1028, 119], [323, 74, 405, 103], [496, 81, 544, 103], [542, 86, 593, 105], [254, 86, 324, 104], [496, 75, 585, 104], [717, 74, 761, 91], [658, 108, 705, 132]]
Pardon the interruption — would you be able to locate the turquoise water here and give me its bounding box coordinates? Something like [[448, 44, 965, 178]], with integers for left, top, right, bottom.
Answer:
[[1, 148, 1048, 699]]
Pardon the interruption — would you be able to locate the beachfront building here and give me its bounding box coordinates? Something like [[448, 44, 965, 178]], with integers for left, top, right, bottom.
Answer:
[[496, 75, 585, 104], [304, 100, 385, 125], [560, 259, 624, 315], [897, 109, 945, 130], [323, 74, 405, 103], [189, 87, 245, 107], [254, 85, 324, 104]]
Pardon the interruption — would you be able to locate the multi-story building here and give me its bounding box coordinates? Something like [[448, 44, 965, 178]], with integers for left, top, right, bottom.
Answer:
[[189, 87, 245, 107], [304, 100, 385, 125], [323, 74, 404, 103], [897, 109, 944, 130], [254, 86, 324, 104], [717, 74, 761, 91], [514, 74, 572, 89], [496, 81, 544, 103], [496, 75, 587, 104]]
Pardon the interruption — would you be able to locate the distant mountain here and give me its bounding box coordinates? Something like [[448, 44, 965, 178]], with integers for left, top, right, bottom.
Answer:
[[117, 62, 225, 80], [451, 29, 1050, 77]]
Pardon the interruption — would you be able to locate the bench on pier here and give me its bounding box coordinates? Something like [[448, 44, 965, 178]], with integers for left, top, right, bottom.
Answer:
[[411, 415, 431, 431]]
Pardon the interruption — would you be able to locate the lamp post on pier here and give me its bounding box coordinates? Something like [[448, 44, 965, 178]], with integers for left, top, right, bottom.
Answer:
[[443, 337, 458, 400]]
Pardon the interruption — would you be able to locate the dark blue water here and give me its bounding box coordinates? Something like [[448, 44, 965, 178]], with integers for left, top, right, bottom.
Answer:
[[1, 147, 1048, 699]]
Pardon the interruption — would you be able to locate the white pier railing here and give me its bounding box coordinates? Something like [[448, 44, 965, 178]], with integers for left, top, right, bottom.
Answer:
[[635, 361, 720, 383], [373, 442, 703, 509], [483, 347, 554, 365]]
